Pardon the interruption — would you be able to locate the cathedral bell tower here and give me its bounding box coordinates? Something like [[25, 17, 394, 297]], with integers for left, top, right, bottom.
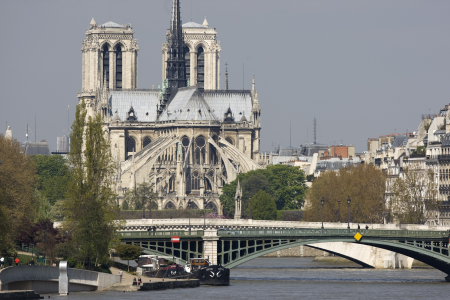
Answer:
[[78, 17, 139, 118], [158, 0, 187, 116]]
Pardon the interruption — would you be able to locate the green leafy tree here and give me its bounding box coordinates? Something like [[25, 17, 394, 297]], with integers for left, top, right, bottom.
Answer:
[[123, 182, 158, 218], [31, 155, 70, 205], [62, 100, 121, 268], [0, 135, 37, 255], [220, 165, 307, 218], [304, 164, 386, 224], [33, 189, 53, 222], [250, 190, 277, 220], [265, 164, 307, 210], [115, 244, 142, 271]]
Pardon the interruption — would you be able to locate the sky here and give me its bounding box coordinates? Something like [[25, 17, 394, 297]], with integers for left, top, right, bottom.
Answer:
[[0, 0, 449, 153]]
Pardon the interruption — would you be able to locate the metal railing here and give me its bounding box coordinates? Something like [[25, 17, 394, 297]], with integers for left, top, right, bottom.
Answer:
[[216, 228, 449, 238], [120, 230, 204, 239]]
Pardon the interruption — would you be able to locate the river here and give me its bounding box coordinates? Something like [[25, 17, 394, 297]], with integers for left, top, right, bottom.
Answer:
[[49, 257, 448, 300]]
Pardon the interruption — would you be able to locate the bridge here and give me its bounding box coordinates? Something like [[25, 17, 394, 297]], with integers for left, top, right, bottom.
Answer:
[[119, 220, 450, 281]]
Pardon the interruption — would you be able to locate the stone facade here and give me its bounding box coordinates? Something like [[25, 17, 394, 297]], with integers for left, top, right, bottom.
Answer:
[[78, 2, 264, 214], [162, 18, 221, 90]]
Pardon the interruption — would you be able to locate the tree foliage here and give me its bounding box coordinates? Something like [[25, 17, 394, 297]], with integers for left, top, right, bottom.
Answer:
[[0, 135, 37, 255], [250, 190, 277, 220], [391, 163, 438, 224], [123, 182, 158, 218], [31, 155, 70, 205], [62, 101, 121, 268], [303, 164, 386, 224], [220, 165, 307, 218], [115, 244, 142, 271]]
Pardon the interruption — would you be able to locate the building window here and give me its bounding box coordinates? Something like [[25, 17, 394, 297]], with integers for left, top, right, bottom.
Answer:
[[115, 45, 123, 89], [184, 47, 190, 82], [225, 137, 234, 145], [127, 137, 136, 153], [143, 137, 152, 148], [195, 135, 206, 164], [197, 47, 204, 91], [102, 45, 109, 86]]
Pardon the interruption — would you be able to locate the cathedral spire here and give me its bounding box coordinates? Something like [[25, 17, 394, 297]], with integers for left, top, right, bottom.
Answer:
[[171, 0, 182, 36], [159, 0, 186, 117]]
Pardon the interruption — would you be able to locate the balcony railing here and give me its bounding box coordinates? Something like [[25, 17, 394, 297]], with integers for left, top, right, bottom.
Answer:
[[438, 155, 450, 161]]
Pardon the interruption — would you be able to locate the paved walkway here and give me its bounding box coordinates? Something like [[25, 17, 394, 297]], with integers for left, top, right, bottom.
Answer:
[[107, 267, 187, 291]]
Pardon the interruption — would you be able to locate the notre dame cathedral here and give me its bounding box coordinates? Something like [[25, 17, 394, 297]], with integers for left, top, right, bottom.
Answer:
[[77, 0, 264, 213]]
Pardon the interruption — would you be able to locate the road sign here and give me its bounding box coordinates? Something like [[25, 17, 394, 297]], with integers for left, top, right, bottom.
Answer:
[[354, 232, 362, 241], [171, 236, 180, 243]]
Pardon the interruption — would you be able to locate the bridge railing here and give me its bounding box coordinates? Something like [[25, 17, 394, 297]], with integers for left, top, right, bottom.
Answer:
[[120, 230, 204, 239], [217, 228, 449, 238]]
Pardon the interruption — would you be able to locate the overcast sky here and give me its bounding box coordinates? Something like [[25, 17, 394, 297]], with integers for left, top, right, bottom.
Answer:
[[1, 0, 449, 152]]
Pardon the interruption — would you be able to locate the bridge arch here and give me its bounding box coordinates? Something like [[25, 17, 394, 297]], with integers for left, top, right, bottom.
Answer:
[[220, 238, 450, 276]]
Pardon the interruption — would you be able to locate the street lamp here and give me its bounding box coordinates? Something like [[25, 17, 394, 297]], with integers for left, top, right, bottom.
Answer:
[[203, 198, 207, 230], [347, 196, 351, 230], [338, 199, 341, 223], [321, 197, 325, 229]]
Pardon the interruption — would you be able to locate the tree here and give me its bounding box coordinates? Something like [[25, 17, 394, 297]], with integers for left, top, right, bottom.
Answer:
[[391, 163, 438, 224], [250, 190, 277, 220], [303, 164, 386, 224], [240, 174, 270, 218], [123, 182, 158, 218], [62, 100, 121, 268], [220, 165, 307, 218], [265, 164, 307, 210], [0, 135, 37, 255], [115, 244, 142, 271], [31, 155, 70, 205]]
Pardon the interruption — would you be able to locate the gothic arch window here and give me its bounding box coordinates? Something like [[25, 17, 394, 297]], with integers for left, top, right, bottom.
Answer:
[[195, 135, 206, 164], [181, 135, 190, 162], [143, 136, 152, 148], [115, 45, 123, 89], [205, 201, 218, 213], [184, 46, 190, 82], [187, 170, 200, 191], [102, 45, 109, 86], [188, 201, 199, 210], [126, 136, 136, 153], [164, 201, 176, 209], [197, 47, 204, 91], [225, 137, 234, 145]]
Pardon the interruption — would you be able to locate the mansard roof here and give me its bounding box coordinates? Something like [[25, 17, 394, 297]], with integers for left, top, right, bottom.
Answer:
[[159, 87, 218, 122], [182, 21, 207, 28]]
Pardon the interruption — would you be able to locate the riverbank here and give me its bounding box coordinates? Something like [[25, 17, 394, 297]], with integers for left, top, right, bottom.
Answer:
[[0, 291, 42, 299]]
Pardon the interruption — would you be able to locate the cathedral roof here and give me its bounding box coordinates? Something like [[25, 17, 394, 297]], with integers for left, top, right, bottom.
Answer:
[[159, 87, 218, 122], [182, 21, 207, 28], [202, 91, 252, 123], [101, 21, 126, 28], [109, 90, 159, 122]]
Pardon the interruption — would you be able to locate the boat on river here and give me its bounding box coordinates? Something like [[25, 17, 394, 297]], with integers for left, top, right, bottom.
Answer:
[[188, 258, 230, 286]]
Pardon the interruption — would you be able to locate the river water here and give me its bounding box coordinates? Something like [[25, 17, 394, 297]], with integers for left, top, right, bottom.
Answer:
[[48, 257, 448, 300]]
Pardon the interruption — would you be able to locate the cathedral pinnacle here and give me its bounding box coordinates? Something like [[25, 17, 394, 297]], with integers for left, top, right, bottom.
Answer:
[[252, 75, 255, 91], [90, 16, 96, 28], [202, 17, 209, 27]]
